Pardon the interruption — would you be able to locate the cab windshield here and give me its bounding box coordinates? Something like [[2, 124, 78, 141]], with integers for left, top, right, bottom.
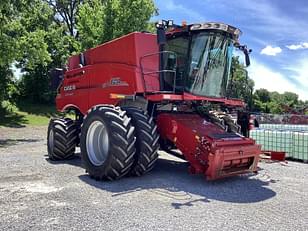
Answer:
[[186, 31, 233, 97]]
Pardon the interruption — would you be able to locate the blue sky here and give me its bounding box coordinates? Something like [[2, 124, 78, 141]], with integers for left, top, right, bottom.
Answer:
[[153, 0, 308, 100]]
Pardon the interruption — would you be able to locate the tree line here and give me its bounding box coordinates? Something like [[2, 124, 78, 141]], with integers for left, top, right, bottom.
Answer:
[[1, 0, 306, 115], [229, 57, 308, 115]]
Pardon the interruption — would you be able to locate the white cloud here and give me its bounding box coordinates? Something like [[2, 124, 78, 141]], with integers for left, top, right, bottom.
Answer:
[[286, 42, 308, 50], [260, 45, 282, 56], [248, 59, 308, 100]]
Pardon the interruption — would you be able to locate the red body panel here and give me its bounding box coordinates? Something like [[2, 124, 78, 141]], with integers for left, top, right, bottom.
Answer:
[[68, 33, 157, 69], [69, 32, 160, 93], [57, 32, 160, 114], [157, 113, 261, 180], [56, 66, 91, 113]]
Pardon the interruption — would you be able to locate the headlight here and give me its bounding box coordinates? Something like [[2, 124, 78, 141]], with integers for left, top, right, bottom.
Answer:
[[190, 22, 242, 39]]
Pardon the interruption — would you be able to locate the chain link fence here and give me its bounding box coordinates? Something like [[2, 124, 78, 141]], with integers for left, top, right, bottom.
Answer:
[[250, 124, 308, 162]]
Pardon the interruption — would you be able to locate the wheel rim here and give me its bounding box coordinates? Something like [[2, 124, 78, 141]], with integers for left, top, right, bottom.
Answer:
[[86, 120, 109, 166], [48, 129, 54, 152]]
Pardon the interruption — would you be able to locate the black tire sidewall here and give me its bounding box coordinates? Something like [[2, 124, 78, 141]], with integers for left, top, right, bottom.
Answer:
[[47, 119, 56, 160]]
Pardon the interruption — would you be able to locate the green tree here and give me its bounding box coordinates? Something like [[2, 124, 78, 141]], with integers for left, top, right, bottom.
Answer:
[[254, 88, 271, 103], [281, 92, 298, 107], [228, 56, 254, 109], [16, 1, 79, 103], [252, 90, 303, 114], [0, 0, 23, 103], [76, 0, 105, 49], [77, 0, 157, 50], [45, 0, 84, 37]]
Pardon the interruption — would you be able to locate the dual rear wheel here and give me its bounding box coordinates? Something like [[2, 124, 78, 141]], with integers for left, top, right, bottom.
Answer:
[[47, 105, 159, 180]]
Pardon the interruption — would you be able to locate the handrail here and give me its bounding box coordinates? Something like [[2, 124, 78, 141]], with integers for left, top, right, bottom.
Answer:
[[142, 70, 176, 75], [139, 51, 177, 93], [140, 50, 177, 59]]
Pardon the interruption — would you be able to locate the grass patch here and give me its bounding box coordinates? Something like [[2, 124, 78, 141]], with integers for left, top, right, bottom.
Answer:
[[0, 101, 64, 127]]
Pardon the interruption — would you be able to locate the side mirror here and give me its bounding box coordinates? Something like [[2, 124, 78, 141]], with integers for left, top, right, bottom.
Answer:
[[235, 43, 252, 67], [50, 68, 64, 91], [244, 48, 252, 67]]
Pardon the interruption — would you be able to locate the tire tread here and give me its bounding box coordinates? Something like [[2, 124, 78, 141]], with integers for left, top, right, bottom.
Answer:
[[122, 107, 160, 176], [47, 118, 78, 160]]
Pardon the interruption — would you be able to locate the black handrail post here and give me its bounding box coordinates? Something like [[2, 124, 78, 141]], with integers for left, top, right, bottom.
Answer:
[[156, 23, 167, 91], [159, 44, 165, 91]]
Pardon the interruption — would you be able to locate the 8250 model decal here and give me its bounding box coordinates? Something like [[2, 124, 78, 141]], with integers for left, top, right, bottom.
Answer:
[[102, 77, 129, 88]]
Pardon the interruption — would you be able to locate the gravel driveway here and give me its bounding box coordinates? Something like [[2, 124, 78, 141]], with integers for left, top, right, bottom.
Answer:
[[0, 126, 307, 231]]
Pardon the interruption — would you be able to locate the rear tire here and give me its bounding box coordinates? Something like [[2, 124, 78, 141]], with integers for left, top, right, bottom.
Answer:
[[47, 118, 78, 160], [80, 105, 136, 180], [122, 107, 159, 176]]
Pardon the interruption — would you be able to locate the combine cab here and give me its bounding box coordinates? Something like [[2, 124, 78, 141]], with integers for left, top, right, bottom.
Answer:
[[48, 20, 260, 181]]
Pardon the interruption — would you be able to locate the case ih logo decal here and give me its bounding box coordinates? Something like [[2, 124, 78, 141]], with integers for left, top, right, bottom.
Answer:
[[102, 77, 129, 88], [64, 85, 76, 91]]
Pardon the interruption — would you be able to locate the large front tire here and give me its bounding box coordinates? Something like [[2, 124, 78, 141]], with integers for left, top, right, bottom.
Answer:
[[47, 118, 78, 160], [122, 107, 159, 176], [80, 105, 136, 180]]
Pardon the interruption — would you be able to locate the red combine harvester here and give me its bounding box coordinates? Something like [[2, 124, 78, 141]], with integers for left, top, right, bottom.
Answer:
[[48, 20, 261, 181]]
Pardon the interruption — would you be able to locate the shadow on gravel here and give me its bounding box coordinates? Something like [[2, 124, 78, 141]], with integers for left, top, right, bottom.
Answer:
[[45, 153, 84, 168], [76, 156, 277, 207], [0, 138, 42, 148]]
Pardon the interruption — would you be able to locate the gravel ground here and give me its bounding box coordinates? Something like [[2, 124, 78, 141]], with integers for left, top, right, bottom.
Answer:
[[0, 126, 307, 231]]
